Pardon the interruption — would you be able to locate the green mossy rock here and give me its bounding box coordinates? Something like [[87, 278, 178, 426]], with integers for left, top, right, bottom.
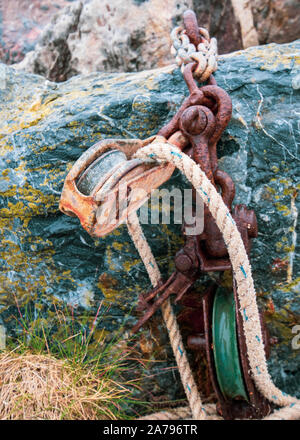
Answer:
[[0, 41, 299, 399]]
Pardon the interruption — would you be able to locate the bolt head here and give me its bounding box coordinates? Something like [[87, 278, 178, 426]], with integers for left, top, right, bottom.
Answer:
[[175, 253, 193, 271], [180, 106, 207, 135]]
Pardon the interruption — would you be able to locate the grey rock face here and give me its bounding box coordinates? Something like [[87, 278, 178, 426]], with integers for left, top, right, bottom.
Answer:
[[14, 1, 84, 82], [12, 1, 300, 83], [14, 0, 192, 81], [0, 41, 299, 401], [0, 0, 300, 81], [252, 0, 300, 45], [0, 0, 74, 65]]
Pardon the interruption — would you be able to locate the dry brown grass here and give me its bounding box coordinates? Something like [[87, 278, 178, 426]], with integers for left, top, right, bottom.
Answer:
[[0, 350, 129, 420]]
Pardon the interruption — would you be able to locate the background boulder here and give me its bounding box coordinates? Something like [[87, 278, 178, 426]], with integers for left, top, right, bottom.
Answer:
[[1, 0, 299, 81]]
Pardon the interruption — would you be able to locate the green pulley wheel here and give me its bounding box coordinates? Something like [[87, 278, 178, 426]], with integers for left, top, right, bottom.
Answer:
[[212, 286, 249, 401]]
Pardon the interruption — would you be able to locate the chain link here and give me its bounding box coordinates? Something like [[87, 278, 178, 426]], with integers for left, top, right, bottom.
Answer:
[[170, 25, 218, 82]]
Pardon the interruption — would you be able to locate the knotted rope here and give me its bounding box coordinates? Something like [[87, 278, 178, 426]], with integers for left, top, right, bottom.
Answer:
[[170, 26, 218, 81], [126, 139, 300, 420]]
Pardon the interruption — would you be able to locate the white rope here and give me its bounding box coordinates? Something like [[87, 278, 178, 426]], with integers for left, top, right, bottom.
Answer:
[[127, 212, 206, 420]]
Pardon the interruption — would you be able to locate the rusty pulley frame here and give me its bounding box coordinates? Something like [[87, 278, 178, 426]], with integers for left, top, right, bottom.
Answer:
[[60, 9, 274, 420]]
